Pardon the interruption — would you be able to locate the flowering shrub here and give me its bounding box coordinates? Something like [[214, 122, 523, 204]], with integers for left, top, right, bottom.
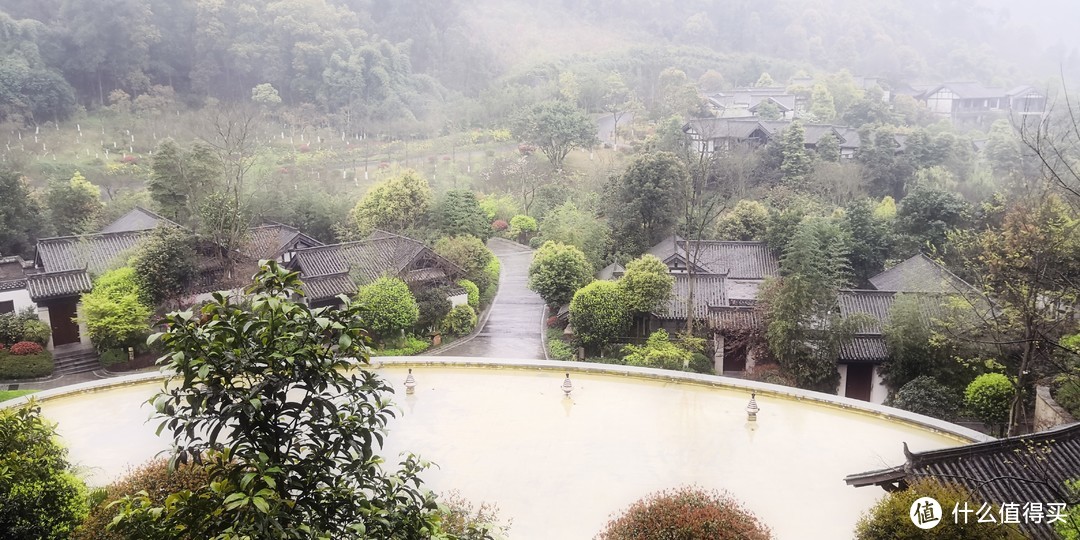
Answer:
[[546, 316, 559, 328], [120, 155, 138, 164], [9, 341, 44, 356], [298, 143, 311, 152], [491, 219, 508, 231], [598, 486, 772, 540]]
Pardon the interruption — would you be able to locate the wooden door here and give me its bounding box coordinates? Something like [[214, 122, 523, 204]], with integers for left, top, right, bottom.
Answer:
[[48, 299, 80, 346], [845, 364, 873, 402]]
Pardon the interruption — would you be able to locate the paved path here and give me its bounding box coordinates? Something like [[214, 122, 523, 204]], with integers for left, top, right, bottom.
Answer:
[[434, 238, 547, 359]]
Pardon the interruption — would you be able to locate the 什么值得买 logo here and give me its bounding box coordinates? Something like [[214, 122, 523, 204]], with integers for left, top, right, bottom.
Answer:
[[910, 496, 942, 529]]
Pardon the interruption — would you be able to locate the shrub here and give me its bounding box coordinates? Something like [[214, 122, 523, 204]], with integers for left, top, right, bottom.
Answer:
[[74, 458, 210, 540], [9, 341, 43, 355], [0, 309, 50, 346], [509, 214, 537, 240], [434, 235, 496, 291], [618, 254, 673, 313], [687, 353, 713, 374], [0, 351, 53, 379], [99, 348, 129, 367], [457, 279, 480, 308], [79, 267, 153, 351], [0, 403, 89, 539], [569, 280, 630, 354], [414, 287, 452, 333], [353, 277, 419, 341], [19, 320, 51, 346], [480, 257, 501, 306], [436, 490, 510, 540], [597, 486, 772, 540], [548, 338, 575, 361], [855, 478, 1024, 539], [888, 376, 960, 420], [748, 364, 794, 386], [527, 241, 593, 308], [1053, 376, 1080, 419], [442, 304, 478, 337], [964, 373, 1014, 435], [491, 219, 508, 231], [370, 336, 431, 357], [622, 330, 693, 371]]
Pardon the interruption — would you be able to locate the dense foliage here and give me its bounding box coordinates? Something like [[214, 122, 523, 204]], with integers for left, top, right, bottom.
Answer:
[[964, 373, 1014, 435], [435, 235, 498, 295], [443, 304, 478, 337], [0, 308, 50, 346], [0, 349, 53, 379], [130, 225, 198, 307], [0, 403, 88, 540], [527, 241, 594, 308], [457, 279, 480, 308], [351, 169, 433, 236], [353, 276, 420, 342], [78, 267, 153, 351], [618, 254, 674, 314], [887, 376, 960, 420], [621, 330, 699, 371], [569, 280, 630, 354], [436, 190, 492, 241], [111, 261, 459, 539], [512, 100, 597, 169], [855, 478, 1024, 539], [597, 486, 772, 540]]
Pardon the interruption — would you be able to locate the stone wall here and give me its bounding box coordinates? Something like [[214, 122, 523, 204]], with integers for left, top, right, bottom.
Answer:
[[1034, 385, 1076, 432]]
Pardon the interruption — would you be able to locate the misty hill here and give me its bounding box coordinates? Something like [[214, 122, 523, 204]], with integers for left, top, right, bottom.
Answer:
[[0, 0, 1077, 129]]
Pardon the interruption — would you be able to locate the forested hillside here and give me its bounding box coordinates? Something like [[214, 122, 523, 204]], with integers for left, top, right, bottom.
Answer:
[[1, 0, 1077, 129]]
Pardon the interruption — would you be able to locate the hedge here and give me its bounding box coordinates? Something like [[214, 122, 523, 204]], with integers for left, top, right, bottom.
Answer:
[[0, 350, 54, 379]]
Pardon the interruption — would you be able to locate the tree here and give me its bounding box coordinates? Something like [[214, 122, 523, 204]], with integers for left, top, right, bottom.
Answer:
[[46, 171, 102, 236], [351, 169, 433, 236], [754, 72, 775, 87], [537, 201, 611, 269], [527, 241, 593, 308], [889, 376, 961, 420], [608, 152, 687, 254], [948, 194, 1080, 435], [857, 125, 912, 199], [761, 216, 859, 392], [508, 214, 537, 243], [881, 293, 966, 392], [597, 486, 771, 540], [816, 132, 840, 162], [0, 167, 49, 258], [894, 183, 968, 255], [78, 267, 153, 351], [965, 373, 1014, 436], [434, 235, 497, 292], [855, 478, 1024, 539], [435, 190, 491, 241], [111, 262, 451, 538], [250, 82, 281, 106], [148, 139, 223, 224], [841, 198, 892, 284], [0, 403, 88, 540], [569, 280, 630, 354], [809, 83, 836, 121], [130, 226, 197, 308], [414, 286, 452, 333], [618, 254, 673, 314], [715, 200, 769, 241], [354, 276, 419, 342], [754, 100, 782, 121], [512, 100, 597, 170], [779, 121, 812, 189]]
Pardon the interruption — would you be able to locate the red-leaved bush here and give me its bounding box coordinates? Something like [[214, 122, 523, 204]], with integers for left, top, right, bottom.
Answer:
[[9, 341, 44, 356], [597, 487, 772, 540], [491, 219, 508, 231], [546, 316, 559, 328]]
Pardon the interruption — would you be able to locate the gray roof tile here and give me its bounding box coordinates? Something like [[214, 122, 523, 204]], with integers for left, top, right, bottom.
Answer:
[[26, 270, 92, 300], [35, 231, 154, 275], [656, 274, 727, 320], [869, 254, 976, 294], [100, 206, 177, 233]]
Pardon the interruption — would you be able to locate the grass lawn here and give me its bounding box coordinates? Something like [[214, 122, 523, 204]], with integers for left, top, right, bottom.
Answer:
[[0, 389, 35, 403]]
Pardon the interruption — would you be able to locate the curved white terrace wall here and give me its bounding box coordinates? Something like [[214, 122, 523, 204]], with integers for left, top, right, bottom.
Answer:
[[10, 357, 989, 540]]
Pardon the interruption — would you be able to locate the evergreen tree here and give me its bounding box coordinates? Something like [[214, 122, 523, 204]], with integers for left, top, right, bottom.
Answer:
[[45, 171, 102, 236], [434, 189, 491, 241], [809, 83, 836, 121], [608, 152, 688, 254], [779, 121, 812, 189]]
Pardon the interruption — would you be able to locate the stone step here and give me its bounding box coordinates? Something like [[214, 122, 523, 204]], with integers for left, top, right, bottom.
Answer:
[[53, 350, 100, 374]]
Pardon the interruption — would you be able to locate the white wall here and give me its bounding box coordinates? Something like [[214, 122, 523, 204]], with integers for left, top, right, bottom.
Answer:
[[837, 363, 888, 405], [0, 287, 36, 314], [448, 293, 468, 307]]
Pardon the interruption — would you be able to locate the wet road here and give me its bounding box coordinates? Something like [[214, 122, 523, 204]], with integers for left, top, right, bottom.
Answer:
[[434, 238, 546, 359]]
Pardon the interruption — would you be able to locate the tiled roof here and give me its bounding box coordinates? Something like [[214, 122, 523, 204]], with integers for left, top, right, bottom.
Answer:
[[838, 336, 889, 362], [301, 273, 358, 302], [676, 241, 778, 279], [26, 270, 92, 300], [656, 274, 727, 320], [35, 230, 154, 275], [683, 118, 770, 140], [837, 289, 952, 335], [243, 223, 324, 261], [100, 206, 177, 233], [706, 306, 762, 331], [293, 236, 423, 281], [596, 262, 624, 281], [869, 254, 975, 294], [846, 422, 1080, 540], [404, 267, 447, 284]]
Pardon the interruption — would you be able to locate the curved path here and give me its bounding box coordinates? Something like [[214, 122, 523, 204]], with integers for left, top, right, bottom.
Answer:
[[434, 238, 546, 359]]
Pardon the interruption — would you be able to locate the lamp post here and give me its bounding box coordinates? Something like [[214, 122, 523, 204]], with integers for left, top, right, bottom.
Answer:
[[405, 368, 417, 394], [746, 392, 760, 421], [561, 373, 573, 397]]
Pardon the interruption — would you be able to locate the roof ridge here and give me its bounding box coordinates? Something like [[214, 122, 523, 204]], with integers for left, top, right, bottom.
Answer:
[[908, 422, 1080, 466], [37, 229, 155, 243]]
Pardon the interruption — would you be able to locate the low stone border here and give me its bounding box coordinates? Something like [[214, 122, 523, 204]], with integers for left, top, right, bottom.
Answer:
[[4, 356, 991, 445]]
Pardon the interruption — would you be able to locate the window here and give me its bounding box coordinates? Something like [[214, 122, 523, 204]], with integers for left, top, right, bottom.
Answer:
[[0, 300, 14, 314]]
